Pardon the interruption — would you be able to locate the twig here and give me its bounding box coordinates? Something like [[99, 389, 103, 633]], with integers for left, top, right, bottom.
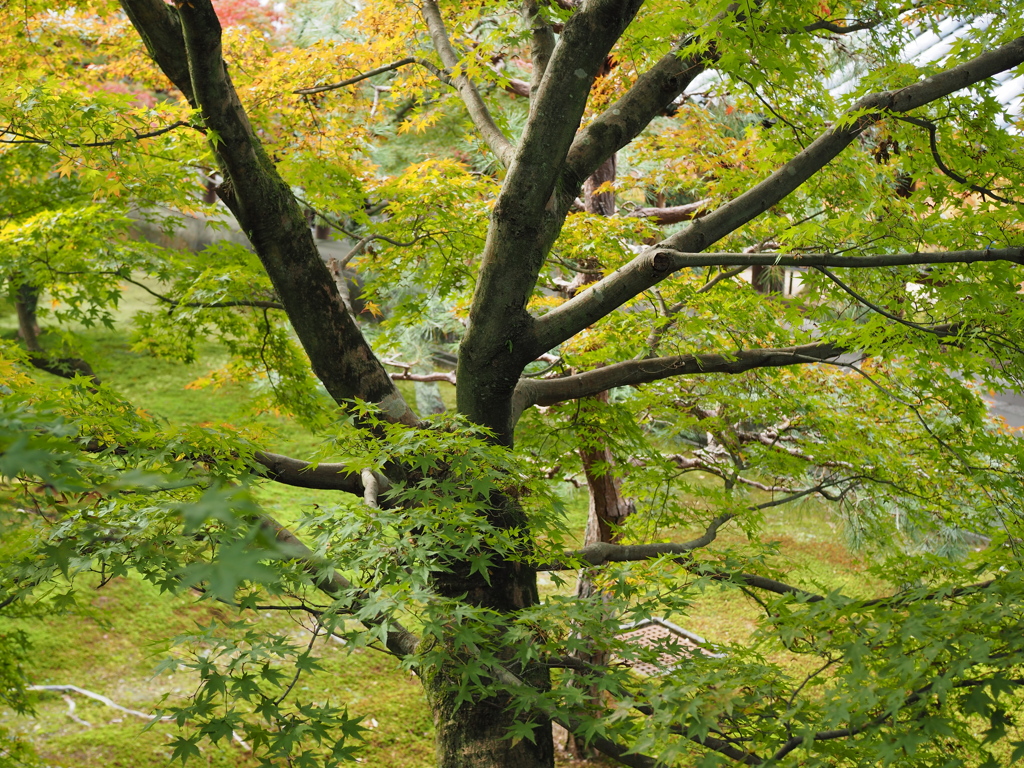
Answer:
[[696, 265, 747, 295], [0, 120, 199, 148], [61, 695, 91, 726], [895, 115, 1018, 203], [812, 265, 951, 335], [120, 276, 284, 311]]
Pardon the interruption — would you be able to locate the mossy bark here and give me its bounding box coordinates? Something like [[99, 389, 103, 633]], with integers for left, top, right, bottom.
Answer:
[[427, 492, 553, 768], [425, 664, 553, 768]]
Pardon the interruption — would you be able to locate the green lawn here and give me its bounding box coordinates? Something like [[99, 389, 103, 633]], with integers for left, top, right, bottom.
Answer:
[[1, 282, 434, 768]]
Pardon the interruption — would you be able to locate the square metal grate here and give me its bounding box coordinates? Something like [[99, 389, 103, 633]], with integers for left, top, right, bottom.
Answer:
[[614, 618, 722, 676]]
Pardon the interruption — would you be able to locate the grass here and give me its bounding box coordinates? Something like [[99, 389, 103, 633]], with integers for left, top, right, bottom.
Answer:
[[1, 283, 435, 768], [0, 280, 880, 768]]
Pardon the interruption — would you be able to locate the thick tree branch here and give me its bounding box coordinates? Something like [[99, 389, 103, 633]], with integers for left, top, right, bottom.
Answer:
[[420, 1, 514, 167], [515, 340, 847, 412], [626, 199, 711, 225], [654, 247, 1024, 270], [252, 451, 364, 493], [117, 0, 196, 105], [531, 35, 1024, 354], [253, 452, 393, 504], [122, 0, 418, 425], [522, 1, 555, 101], [563, 42, 713, 187]]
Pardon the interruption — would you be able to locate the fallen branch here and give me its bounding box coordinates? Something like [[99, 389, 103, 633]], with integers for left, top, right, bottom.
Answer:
[[29, 684, 173, 722], [29, 684, 252, 750], [61, 694, 92, 727]]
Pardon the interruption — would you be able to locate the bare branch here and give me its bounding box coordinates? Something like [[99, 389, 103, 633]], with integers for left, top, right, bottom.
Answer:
[[515, 340, 848, 412], [390, 370, 457, 385], [0, 120, 199, 148], [421, 0, 514, 167], [295, 57, 417, 94]]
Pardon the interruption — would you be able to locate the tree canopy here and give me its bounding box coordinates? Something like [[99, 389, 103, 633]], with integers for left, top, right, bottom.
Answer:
[[3, 1, 1024, 766]]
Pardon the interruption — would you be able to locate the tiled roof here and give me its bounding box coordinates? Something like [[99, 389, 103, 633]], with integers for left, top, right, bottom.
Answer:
[[614, 618, 723, 676]]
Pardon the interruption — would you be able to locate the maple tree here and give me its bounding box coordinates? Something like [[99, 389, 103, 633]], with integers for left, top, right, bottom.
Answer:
[[4, 1, 1024, 767]]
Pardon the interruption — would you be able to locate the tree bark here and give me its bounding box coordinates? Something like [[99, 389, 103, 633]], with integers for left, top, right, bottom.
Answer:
[[14, 282, 40, 345], [428, 492, 553, 768]]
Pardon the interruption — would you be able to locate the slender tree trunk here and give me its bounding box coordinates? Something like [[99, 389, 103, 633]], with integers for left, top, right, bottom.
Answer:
[[576, 158, 633, 563], [14, 282, 41, 351], [565, 158, 635, 759], [14, 280, 100, 382]]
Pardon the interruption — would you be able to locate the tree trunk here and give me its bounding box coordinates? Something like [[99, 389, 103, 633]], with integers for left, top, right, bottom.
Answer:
[[750, 264, 784, 294], [428, 492, 553, 768], [577, 417, 635, 560], [576, 161, 634, 562], [14, 282, 41, 351], [582, 154, 616, 217], [425, 670, 553, 768], [565, 161, 635, 760]]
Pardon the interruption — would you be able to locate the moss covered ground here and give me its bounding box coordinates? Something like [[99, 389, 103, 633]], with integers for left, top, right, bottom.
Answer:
[[0, 281, 869, 768]]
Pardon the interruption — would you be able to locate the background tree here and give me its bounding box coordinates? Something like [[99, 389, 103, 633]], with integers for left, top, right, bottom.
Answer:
[[4, 2, 1024, 768]]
